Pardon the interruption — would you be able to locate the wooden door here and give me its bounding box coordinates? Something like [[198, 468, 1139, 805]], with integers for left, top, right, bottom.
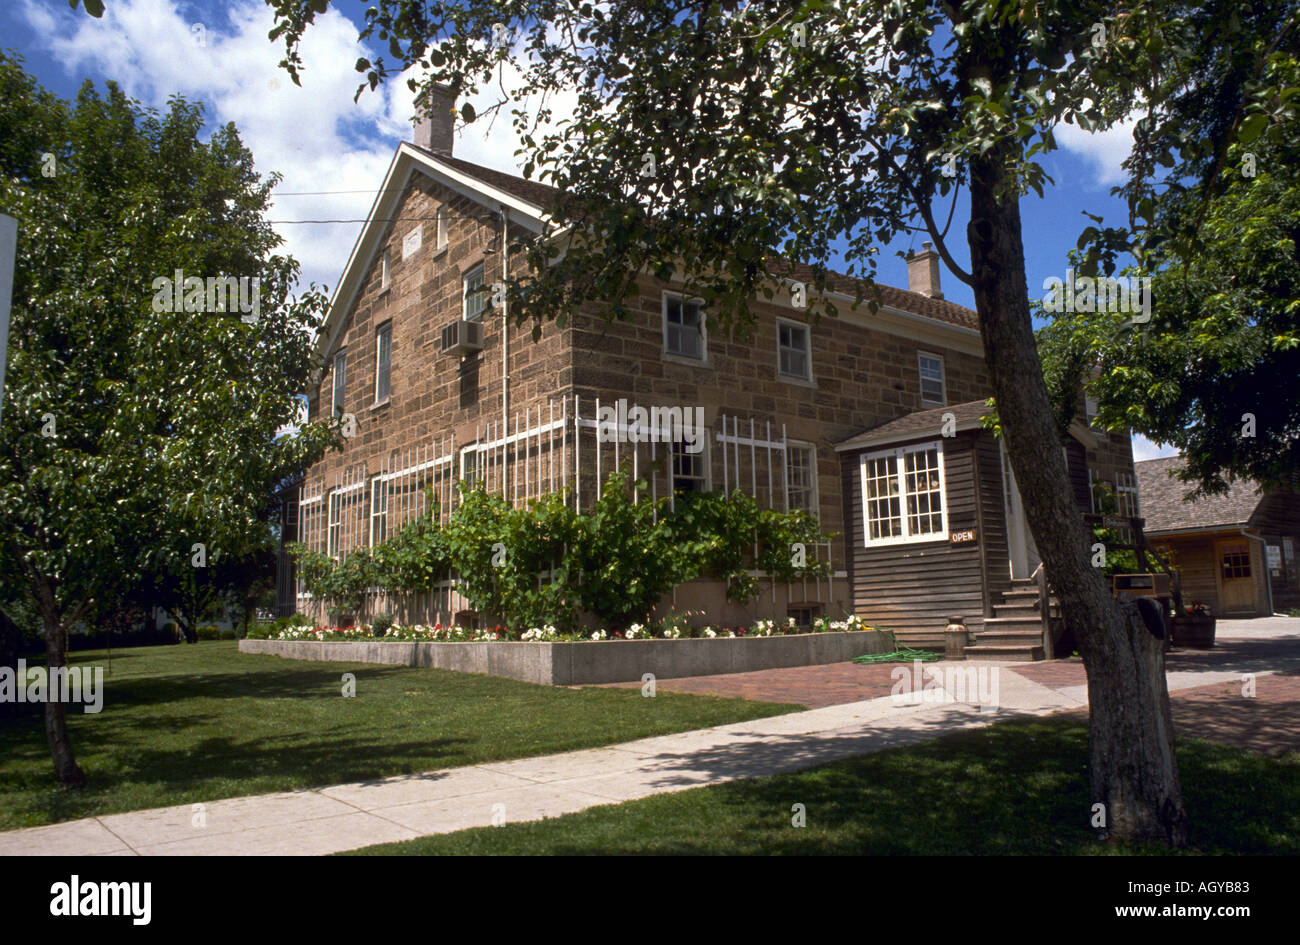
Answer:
[[1215, 539, 1256, 614]]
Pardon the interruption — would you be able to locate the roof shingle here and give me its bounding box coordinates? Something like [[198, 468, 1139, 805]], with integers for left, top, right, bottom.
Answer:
[[1135, 457, 1263, 534]]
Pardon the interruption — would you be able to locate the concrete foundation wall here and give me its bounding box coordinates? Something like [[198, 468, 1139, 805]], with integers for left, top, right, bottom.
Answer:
[[239, 630, 894, 686]]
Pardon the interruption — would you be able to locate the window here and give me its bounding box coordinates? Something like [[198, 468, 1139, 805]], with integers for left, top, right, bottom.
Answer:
[[374, 322, 392, 403], [663, 293, 705, 360], [786, 444, 817, 514], [671, 441, 708, 493], [788, 605, 820, 628], [369, 476, 387, 546], [778, 319, 811, 380], [380, 250, 390, 291], [331, 350, 346, 418], [1115, 471, 1139, 518], [918, 352, 946, 405], [327, 491, 341, 558], [860, 442, 947, 545], [464, 265, 485, 320], [460, 445, 483, 486], [1085, 395, 1100, 427], [1221, 543, 1251, 579], [435, 208, 448, 251]]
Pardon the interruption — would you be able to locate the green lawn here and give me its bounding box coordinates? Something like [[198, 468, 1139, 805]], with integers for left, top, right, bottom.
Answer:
[[0, 641, 798, 830], [343, 717, 1300, 855]]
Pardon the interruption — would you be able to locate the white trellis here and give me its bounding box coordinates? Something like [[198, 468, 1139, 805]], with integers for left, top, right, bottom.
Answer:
[[293, 397, 836, 623]]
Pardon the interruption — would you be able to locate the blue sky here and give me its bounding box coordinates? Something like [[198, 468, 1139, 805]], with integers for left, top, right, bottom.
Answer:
[[4, 0, 1175, 459]]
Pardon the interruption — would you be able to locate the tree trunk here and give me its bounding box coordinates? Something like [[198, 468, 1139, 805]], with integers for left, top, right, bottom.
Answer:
[[966, 144, 1188, 845], [38, 604, 86, 787]]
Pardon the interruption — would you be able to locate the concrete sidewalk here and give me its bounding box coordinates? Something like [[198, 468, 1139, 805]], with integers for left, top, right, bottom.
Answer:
[[3, 618, 1296, 856], [0, 668, 1079, 856]]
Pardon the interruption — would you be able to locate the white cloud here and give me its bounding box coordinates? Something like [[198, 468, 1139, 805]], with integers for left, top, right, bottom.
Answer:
[[1054, 114, 1138, 187], [20, 0, 574, 295], [1131, 434, 1179, 463]]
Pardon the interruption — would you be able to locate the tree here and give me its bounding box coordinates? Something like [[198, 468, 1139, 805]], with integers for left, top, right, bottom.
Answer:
[[1040, 40, 1299, 497], [0, 53, 336, 785], [256, 0, 1298, 843]]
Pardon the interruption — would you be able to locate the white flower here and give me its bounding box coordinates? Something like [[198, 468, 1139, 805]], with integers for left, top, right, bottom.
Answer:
[[703, 628, 717, 638], [591, 629, 607, 641], [663, 627, 680, 640]]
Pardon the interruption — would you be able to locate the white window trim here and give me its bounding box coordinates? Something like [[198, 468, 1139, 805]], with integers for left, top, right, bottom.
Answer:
[[858, 440, 949, 547], [661, 291, 708, 363], [380, 249, 390, 291], [369, 475, 387, 547], [785, 440, 819, 515], [374, 322, 392, 405], [776, 316, 813, 382], [671, 439, 712, 492], [463, 265, 486, 321], [331, 350, 346, 418], [459, 443, 483, 484], [434, 208, 448, 253], [917, 351, 947, 406], [327, 490, 341, 559]]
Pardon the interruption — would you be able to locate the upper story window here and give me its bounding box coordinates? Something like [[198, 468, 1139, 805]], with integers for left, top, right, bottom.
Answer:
[[464, 265, 486, 320], [1115, 470, 1139, 518], [331, 350, 346, 418], [918, 352, 946, 405], [435, 208, 448, 252], [777, 319, 811, 380], [1085, 395, 1100, 427], [860, 441, 947, 545], [663, 293, 706, 360], [374, 322, 392, 404], [380, 250, 390, 291], [785, 443, 817, 514]]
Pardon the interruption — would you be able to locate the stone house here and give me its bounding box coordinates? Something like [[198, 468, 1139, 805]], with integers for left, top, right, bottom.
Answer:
[[280, 91, 1138, 654]]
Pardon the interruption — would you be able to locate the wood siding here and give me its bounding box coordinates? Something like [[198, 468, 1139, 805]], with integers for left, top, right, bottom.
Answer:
[[842, 431, 992, 647]]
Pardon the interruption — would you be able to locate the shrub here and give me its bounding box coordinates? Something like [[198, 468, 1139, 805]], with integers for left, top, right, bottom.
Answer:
[[195, 625, 221, 641], [370, 612, 395, 637]]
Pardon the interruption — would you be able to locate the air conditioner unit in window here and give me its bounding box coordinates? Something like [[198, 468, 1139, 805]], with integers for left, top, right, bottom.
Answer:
[[440, 318, 483, 357]]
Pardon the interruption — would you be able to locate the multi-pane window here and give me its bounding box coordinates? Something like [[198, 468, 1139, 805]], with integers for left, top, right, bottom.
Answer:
[[664, 294, 705, 360], [374, 322, 392, 403], [861, 443, 947, 545], [460, 445, 482, 486], [1115, 471, 1139, 518], [332, 350, 346, 418], [327, 491, 341, 558], [786, 445, 816, 514], [1221, 543, 1251, 579], [369, 476, 387, 547], [672, 441, 708, 492], [464, 266, 485, 320], [778, 320, 810, 379], [918, 352, 946, 405]]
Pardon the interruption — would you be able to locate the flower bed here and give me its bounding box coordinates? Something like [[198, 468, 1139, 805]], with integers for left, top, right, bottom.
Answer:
[[247, 613, 873, 644], [239, 618, 895, 687]]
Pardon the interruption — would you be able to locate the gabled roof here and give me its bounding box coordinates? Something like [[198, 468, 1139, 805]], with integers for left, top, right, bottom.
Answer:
[[1135, 457, 1264, 534], [313, 145, 983, 386], [834, 400, 990, 452]]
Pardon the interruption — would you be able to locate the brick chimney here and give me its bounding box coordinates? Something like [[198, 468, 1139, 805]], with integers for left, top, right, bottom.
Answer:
[[413, 84, 456, 155], [907, 241, 943, 299]]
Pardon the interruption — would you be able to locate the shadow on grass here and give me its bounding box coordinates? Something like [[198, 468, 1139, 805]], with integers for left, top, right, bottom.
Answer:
[[345, 717, 1300, 856]]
